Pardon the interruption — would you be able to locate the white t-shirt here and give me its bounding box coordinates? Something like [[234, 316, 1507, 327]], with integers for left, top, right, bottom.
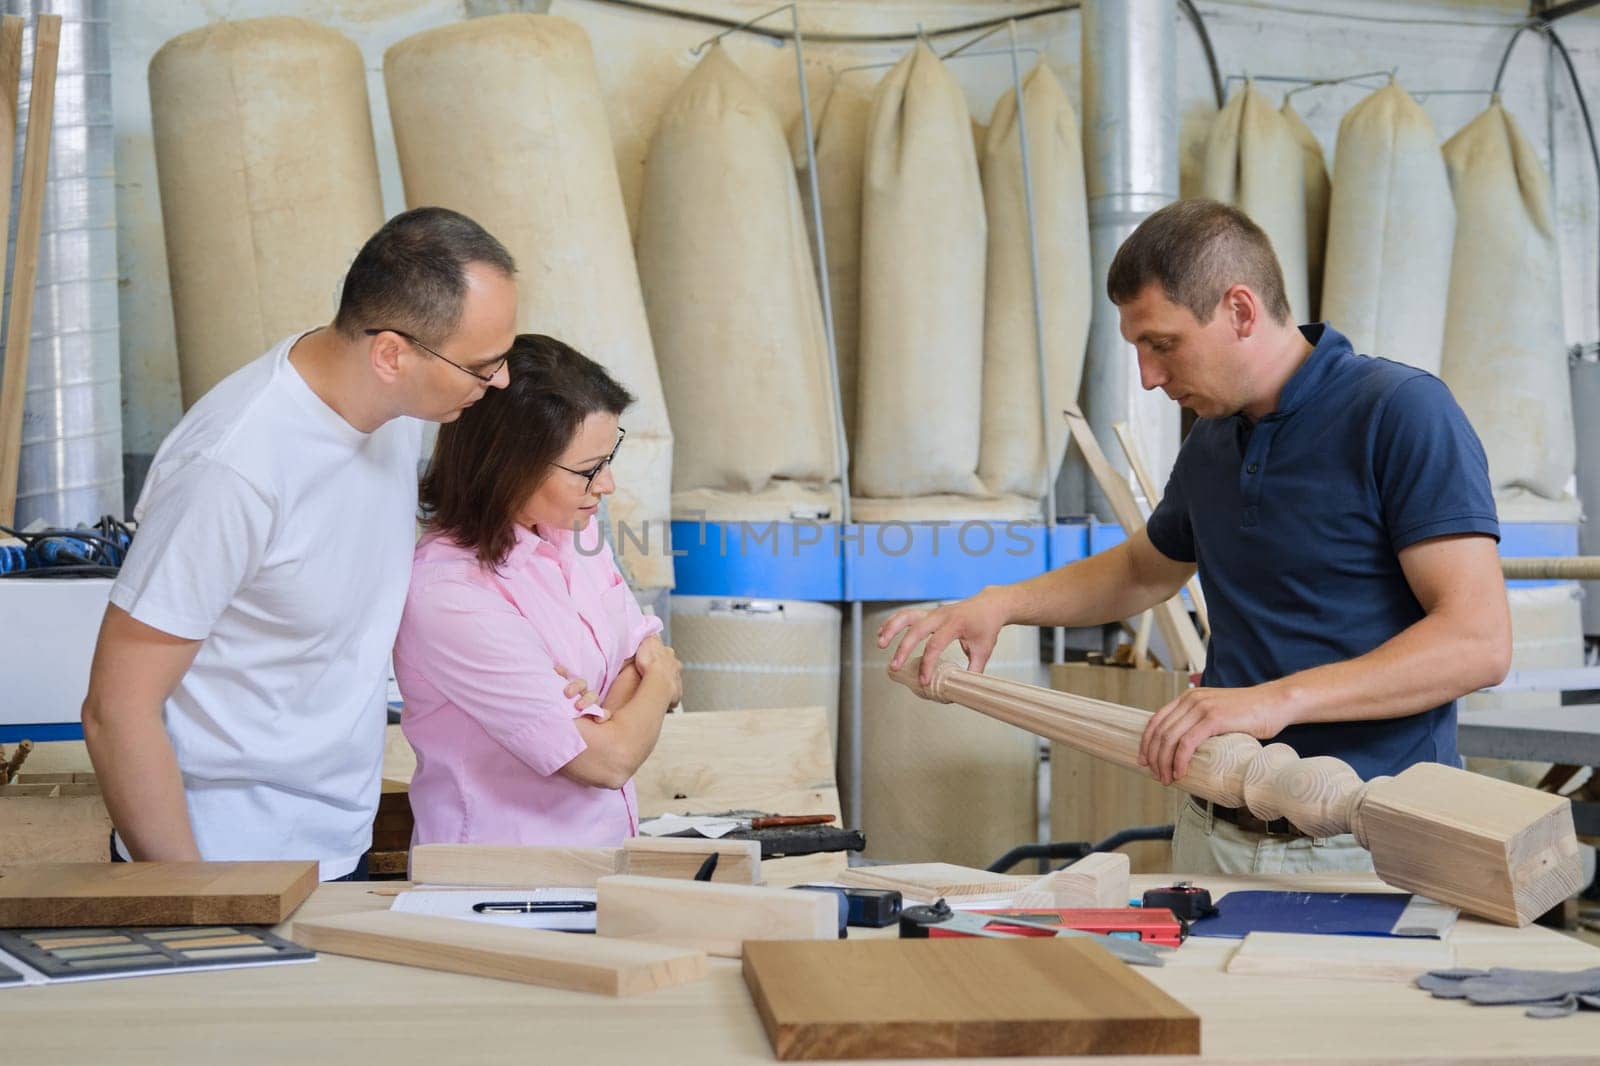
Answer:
[[110, 331, 422, 879]]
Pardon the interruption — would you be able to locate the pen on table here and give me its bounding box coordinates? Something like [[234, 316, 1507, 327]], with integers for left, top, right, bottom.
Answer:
[[471, 900, 597, 914]]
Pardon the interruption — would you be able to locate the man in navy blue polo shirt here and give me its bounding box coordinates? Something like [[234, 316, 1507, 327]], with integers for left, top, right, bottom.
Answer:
[[879, 199, 1511, 874]]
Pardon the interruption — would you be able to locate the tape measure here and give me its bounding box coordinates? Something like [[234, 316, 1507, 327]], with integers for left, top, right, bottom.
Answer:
[[1141, 882, 1217, 922]]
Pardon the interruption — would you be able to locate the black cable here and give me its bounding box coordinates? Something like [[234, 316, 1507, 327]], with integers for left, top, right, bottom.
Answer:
[[575, 0, 1078, 46], [1491, 18, 1539, 93], [1178, 0, 1226, 109], [0, 565, 120, 579]]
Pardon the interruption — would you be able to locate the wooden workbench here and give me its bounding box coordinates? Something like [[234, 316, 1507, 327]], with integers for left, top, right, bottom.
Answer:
[[2, 873, 1594, 1063]]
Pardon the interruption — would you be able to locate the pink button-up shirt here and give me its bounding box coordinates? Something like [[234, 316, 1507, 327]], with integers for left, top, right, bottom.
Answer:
[[392, 523, 662, 848]]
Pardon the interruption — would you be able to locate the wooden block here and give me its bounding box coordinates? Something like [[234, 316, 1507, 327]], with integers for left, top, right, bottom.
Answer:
[[294, 910, 706, 996], [1050, 662, 1187, 875], [619, 836, 761, 884], [409, 845, 621, 888], [634, 706, 846, 884], [836, 863, 1030, 902], [1359, 762, 1584, 927], [743, 937, 1200, 1060], [0, 861, 317, 927], [596, 874, 837, 958], [1224, 931, 1456, 983], [1013, 852, 1131, 909]]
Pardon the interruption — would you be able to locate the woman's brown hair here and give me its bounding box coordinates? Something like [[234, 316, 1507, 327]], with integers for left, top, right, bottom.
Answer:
[[421, 333, 633, 568]]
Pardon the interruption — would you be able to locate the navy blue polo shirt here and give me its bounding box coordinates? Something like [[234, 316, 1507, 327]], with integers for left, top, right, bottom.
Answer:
[[1145, 324, 1499, 781]]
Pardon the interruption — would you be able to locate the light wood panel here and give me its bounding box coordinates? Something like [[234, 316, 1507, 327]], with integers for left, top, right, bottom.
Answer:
[[743, 937, 1201, 1060], [595, 874, 837, 958], [835, 863, 1030, 903], [409, 845, 621, 888], [1050, 662, 1187, 874], [1013, 852, 1131, 909], [0, 860, 316, 927], [1224, 931, 1455, 983], [634, 706, 845, 883], [1114, 420, 1211, 638], [619, 836, 761, 884], [294, 910, 707, 996], [1063, 404, 1205, 673]]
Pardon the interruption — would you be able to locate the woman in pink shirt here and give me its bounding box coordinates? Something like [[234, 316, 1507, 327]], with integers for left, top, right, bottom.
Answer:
[[393, 334, 681, 847]]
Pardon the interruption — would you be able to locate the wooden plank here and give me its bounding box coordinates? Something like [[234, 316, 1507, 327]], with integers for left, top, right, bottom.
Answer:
[[1049, 662, 1187, 873], [743, 937, 1201, 1060], [1114, 420, 1211, 638], [1063, 404, 1206, 673], [294, 909, 707, 997], [619, 836, 761, 884], [634, 706, 846, 884], [1224, 931, 1456, 983], [835, 863, 1030, 902], [409, 844, 621, 888], [596, 874, 837, 958], [0, 860, 316, 927], [1013, 852, 1131, 909], [0, 14, 56, 526]]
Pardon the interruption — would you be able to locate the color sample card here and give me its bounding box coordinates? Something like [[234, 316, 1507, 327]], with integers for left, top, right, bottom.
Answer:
[[0, 925, 315, 986]]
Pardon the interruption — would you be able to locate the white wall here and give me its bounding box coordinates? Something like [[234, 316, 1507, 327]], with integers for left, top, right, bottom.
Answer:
[[111, 0, 1600, 494]]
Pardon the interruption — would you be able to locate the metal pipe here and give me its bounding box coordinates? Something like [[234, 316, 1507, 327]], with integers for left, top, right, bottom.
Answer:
[[1079, 0, 1180, 520]]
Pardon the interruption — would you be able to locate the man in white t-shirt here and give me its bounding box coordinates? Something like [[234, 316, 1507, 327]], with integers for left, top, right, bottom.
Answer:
[[81, 207, 518, 880]]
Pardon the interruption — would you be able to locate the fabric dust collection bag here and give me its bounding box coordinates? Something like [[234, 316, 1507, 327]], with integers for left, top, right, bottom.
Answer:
[[1321, 80, 1454, 373], [635, 43, 840, 521], [978, 61, 1090, 500], [1202, 80, 1310, 324], [386, 14, 676, 588], [1441, 101, 1576, 518], [855, 43, 987, 499], [792, 78, 872, 453], [150, 17, 383, 407]]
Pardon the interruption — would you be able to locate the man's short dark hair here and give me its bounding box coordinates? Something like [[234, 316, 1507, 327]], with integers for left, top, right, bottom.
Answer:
[[1106, 199, 1292, 325], [422, 334, 634, 569], [333, 206, 516, 344]]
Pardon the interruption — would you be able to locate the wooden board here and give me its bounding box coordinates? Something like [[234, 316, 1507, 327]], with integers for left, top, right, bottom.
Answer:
[[596, 874, 838, 958], [1062, 404, 1205, 673], [409, 845, 622, 888], [620, 836, 761, 884], [1049, 662, 1186, 874], [294, 910, 707, 997], [1224, 931, 1456, 983], [0, 14, 56, 525], [0, 861, 317, 927], [836, 863, 1030, 903], [1114, 420, 1211, 638], [743, 937, 1201, 1060], [1013, 852, 1131, 909], [634, 706, 846, 884]]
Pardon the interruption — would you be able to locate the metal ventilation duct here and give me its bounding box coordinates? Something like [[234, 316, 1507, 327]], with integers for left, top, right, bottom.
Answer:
[[5, 0, 121, 527]]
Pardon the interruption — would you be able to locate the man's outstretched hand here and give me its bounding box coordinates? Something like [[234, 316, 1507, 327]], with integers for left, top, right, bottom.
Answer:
[[877, 589, 1010, 687]]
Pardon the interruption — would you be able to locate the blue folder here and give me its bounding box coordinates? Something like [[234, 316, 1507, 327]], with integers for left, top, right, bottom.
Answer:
[[1187, 891, 1440, 939]]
